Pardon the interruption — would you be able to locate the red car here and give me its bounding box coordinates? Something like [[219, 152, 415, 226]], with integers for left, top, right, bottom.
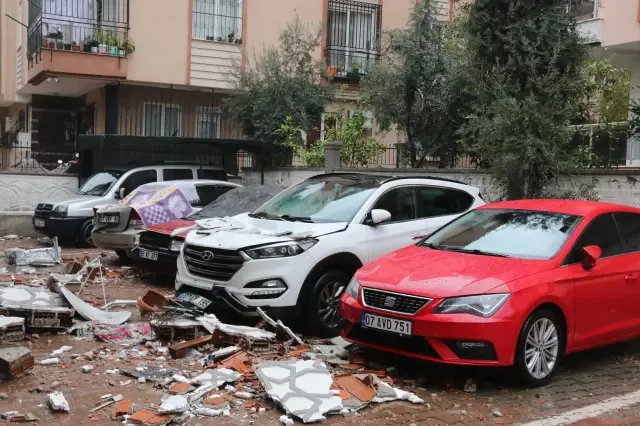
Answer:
[[340, 199, 640, 386]]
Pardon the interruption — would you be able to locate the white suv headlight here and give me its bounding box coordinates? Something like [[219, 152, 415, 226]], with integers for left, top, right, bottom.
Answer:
[[433, 293, 510, 318], [244, 239, 317, 260], [345, 277, 360, 300], [53, 205, 68, 215]]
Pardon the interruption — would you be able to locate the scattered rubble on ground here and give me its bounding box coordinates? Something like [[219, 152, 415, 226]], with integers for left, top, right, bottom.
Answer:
[[0, 242, 429, 424]]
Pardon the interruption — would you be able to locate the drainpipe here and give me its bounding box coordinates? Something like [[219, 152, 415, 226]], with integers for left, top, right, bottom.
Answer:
[[449, 0, 455, 23]]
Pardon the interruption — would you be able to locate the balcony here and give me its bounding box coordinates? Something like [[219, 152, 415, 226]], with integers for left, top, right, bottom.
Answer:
[[572, 0, 603, 44], [325, 0, 381, 81], [27, 0, 130, 85]]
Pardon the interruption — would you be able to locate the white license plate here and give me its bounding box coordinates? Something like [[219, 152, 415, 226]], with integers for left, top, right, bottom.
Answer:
[[362, 312, 412, 335], [34, 219, 45, 228], [178, 292, 212, 309], [139, 249, 158, 261], [98, 214, 120, 224]]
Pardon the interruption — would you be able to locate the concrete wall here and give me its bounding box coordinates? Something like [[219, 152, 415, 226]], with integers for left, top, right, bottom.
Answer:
[[0, 173, 78, 214], [241, 167, 640, 207]]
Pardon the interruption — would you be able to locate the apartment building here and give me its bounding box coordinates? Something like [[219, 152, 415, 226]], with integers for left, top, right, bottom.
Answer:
[[0, 0, 453, 174]]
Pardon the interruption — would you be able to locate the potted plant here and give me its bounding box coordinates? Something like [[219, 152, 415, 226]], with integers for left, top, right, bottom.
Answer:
[[71, 41, 80, 52], [44, 39, 55, 49], [121, 35, 135, 55], [55, 39, 64, 50], [227, 31, 235, 43], [216, 36, 223, 42], [327, 65, 337, 78], [106, 34, 119, 55], [347, 60, 360, 78], [63, 42, 72, 50], [234, 38, 242, 44], [93, 29, 107, 54]]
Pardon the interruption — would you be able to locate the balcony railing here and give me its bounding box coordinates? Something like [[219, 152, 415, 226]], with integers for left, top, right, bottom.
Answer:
[[27, 0, 130, 61], [326, 0, 381, 80]]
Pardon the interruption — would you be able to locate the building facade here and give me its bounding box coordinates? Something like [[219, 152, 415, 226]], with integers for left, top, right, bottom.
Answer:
[[0, 0, 454, 173]]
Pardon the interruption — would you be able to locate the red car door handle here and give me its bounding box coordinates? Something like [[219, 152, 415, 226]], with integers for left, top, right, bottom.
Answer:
[[625, 274, 637, 282]]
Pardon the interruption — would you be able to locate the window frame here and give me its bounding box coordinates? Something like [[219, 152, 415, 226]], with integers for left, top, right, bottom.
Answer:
[[562, 212, 625, 266], [162, 168, 195, 182], [327, 4, 379, 69], [612, 212, 640, 255], [363, 185, 420, 226], [118, 169, 158, 198], [414, 185, 475, 219], [195, 106, 222, 139], [192, 0, 243, 41], [142, 103, 182, 137]]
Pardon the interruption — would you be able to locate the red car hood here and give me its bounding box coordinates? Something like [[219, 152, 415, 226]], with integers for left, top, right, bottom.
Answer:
[[356, 245, 554, 299], [146, 219, 195, 238]]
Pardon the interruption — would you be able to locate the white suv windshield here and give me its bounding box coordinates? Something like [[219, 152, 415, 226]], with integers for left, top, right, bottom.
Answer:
[[78, 171, 123, 196], [253, 177, 379, 223]]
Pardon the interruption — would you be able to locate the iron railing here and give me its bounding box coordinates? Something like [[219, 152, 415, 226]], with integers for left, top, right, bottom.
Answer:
[[0, 135, 78, 174], [192, 0, 243, 43], [326, 0, 381, 80], [28, 0, 130, 61]]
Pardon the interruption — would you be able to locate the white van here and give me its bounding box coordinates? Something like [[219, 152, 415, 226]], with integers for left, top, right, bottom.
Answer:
[[33, 164, 230, 246]]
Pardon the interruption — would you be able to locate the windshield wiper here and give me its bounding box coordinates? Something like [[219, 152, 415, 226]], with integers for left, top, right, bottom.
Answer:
[[248, 212, 284, 221], [76, 190, 90, 196], [440, 246, 510, 258], [421, 243, 444, 250], [280, 215, 314, 223]]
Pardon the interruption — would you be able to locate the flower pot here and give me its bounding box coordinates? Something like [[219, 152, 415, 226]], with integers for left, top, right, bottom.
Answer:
[[83, 44, 92, 53], [327, 66, 337, 77], [347, 71, 360, 79], [98, 44, 107, 54], [72, 45, 80, 52], [64, 44, 72, 51], [108, 45, 118, 55], [56, 41, 63, 50], [91, 46, 98, 53], [118, 49, 126, 57], [45, 41, 55, 49]]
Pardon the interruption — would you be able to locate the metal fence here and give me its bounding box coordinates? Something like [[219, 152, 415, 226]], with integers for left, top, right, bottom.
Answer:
[[0, 134, 78, 174], [192, 0, 243, 43], [570, 124, 628, 169], [326, 0, 381, 80], [28, 0, 130, 60]]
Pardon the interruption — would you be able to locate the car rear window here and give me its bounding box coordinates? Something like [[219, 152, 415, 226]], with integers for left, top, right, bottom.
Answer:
[[422, 209, 582, 260], [197, 169, 227, 181]]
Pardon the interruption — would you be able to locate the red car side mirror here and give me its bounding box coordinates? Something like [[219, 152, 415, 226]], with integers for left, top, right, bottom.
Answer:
[[582, 245, 602, 270]]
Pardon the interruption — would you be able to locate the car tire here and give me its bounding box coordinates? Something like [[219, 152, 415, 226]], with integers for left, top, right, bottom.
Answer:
[[306, 269, 350, 338], [514, 308, 564, 387], [79, 219, 95, 248]]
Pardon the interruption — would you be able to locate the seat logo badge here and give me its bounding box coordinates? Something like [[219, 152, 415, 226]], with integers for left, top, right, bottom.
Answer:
[[201, 251, 215, 261], [383, 296, 396, 308]]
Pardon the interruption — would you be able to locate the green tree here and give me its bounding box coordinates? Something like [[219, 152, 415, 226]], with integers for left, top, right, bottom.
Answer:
[[459, 0, 589, 199], [360, 0, 463, 167], [225, 16, 332, 149]]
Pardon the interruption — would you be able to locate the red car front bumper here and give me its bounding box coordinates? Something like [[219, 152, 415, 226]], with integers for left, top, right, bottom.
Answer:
[[339, 292, 521, 367]]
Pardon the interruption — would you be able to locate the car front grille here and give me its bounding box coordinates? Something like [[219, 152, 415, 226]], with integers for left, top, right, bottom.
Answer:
[[139, 231, 171, 252], [346, 324, 440, 359], [34, 204, 53, 220], [362, 288, 431, 315], [183, 244, 245, 282]]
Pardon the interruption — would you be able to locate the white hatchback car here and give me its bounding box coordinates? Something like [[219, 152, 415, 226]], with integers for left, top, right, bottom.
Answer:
[[175, 173, 485, 336]]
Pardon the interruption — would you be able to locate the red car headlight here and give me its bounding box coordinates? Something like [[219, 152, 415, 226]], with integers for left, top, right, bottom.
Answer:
[[433, 293, 510, 317]]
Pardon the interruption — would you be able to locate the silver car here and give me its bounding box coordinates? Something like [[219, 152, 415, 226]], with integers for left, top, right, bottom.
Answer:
[[92, 179, 241, 259]]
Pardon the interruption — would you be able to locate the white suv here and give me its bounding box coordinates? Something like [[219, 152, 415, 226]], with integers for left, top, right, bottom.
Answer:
[[175, 173, 485, 336]]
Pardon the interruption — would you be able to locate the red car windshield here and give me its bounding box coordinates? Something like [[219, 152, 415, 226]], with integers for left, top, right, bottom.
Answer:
[[421, 209, 583, 260]]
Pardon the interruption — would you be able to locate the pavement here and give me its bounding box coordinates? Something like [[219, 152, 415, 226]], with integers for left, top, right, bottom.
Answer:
[[1, 238, 640, 425]]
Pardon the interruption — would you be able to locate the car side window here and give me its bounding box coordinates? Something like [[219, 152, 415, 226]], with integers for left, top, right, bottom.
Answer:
[[163, 169, 193, 181], [197, 169, 227, 181], [119, 170, 158, 198], [371, 187, 417, 223], [564, 213, 624, 264], [416, 186, 474, 218], [193, 185, 235, 207], [613, 212, 640, 254]]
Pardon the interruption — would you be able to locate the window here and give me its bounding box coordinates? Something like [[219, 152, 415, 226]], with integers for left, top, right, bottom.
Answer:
[[143, 104, 181, 137], [326, 0, 380, 77], [163, 169, 194, 181], [372, 187, 417, 223], [416, 187, 474, 218], [565, 213, 624, 264], [195, 107, 221, 139], [197, 169, 227, 180], [613, 213, 640, 254], [320, 113, 339, 141], [192, 0, 243, 42], [425, 209, 582, 260], [194, 184, 235, 207], [119, 170, 158, 198]]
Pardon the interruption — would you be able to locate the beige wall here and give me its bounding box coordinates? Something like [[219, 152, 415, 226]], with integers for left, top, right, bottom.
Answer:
[[126, 0, 190, 85], [85, 87, 106, 134], [1, 0, 28, 106], [600, 0, 640, 48], [190, 40, 241, 89]]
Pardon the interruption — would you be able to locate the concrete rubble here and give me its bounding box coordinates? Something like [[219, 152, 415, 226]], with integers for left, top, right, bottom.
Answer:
[[0, 241, 427, 425]]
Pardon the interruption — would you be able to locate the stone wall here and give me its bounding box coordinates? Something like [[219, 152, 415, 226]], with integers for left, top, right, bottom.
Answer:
[[241, 167, 640, 207]]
